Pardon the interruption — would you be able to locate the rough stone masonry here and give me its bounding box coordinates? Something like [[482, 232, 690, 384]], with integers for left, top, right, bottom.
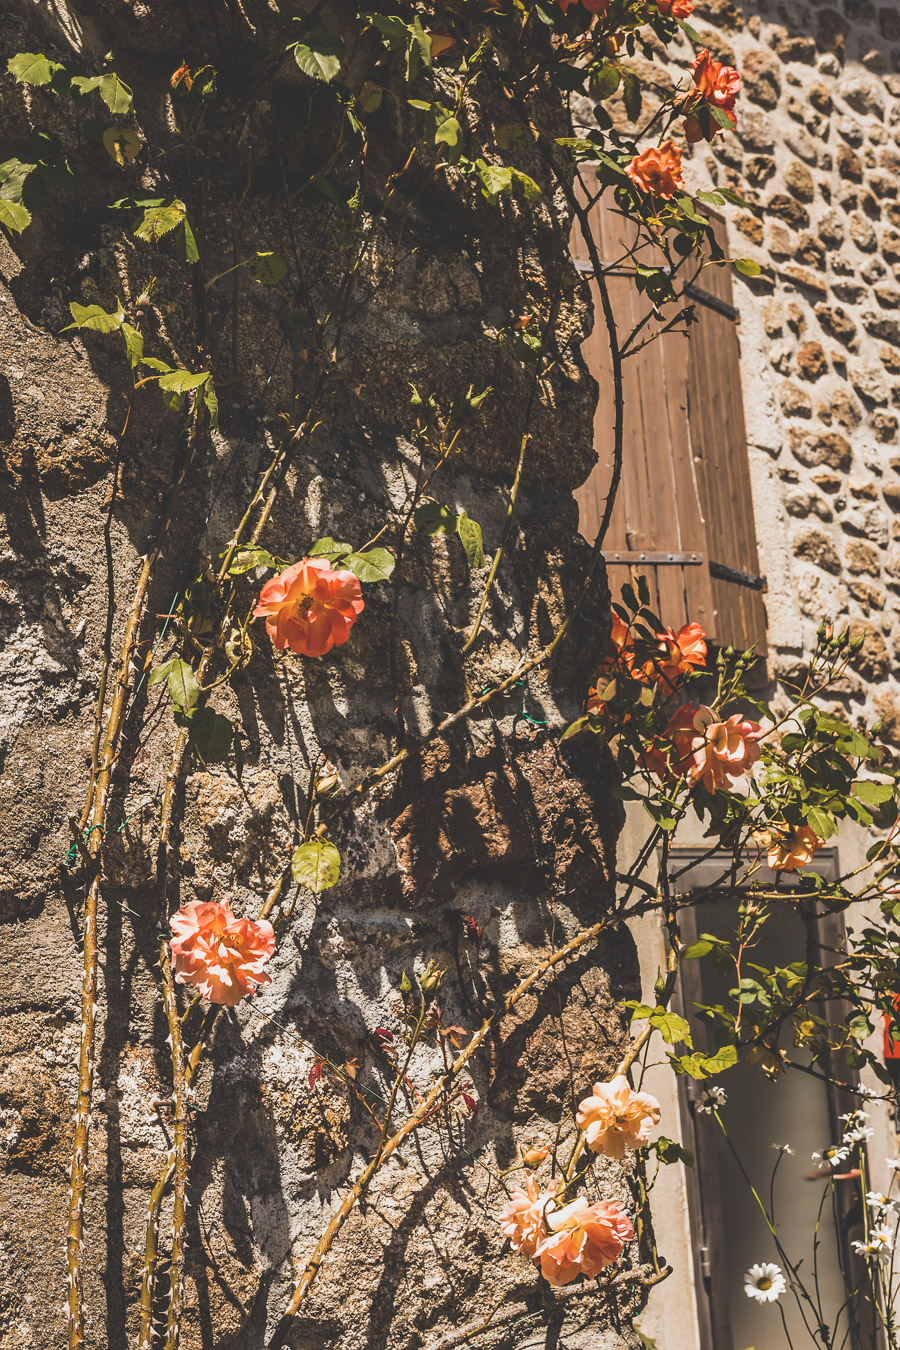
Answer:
[[0, 3, 642, 1349]]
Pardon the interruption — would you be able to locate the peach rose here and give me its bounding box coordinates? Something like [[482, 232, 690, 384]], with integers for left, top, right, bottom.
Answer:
[[625, 141, 685, 199], [254, 557, 364, 658], [767, 825, 823, 872], [685, 706, 763, 791], [644, 621, 707, 688], [498, 1175, 557, 1257], [576, 1075, 661, 1158], [169, 899, 275, 1006], [656, 0, 694, 14], [535, 1197, 634, 1285]]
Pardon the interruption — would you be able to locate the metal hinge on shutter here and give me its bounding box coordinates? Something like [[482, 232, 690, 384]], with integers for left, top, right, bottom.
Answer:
[[699, 1246, 713, 1282], [685, 283, 741, 322], [708, 560, 768, 592], [603, 551, 704, 565]]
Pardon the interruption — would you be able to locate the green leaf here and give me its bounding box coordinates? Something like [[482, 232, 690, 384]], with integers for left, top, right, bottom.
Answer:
[[62, 298, 126, 333], [652, 1137, 694, 1168], [590, 64, 621, 100], [650, 1008, 692, 1046], [121, 322, 143, 369], [806, 806, 836, 840], [148, 657, 200, 711], [455, 512, 485, 568], [622, 70, 642, 123], [174, 217, 199, 265], [680, 938, 714, 960], [294, 41, 342, 82], [226, 546, 278, 575], [308, 537, 353, 559], [252, 250, 288, 285], [158, 369, 210, 393], [140, 356, 174, 373], [182, 705, 232, 763], [853, 780, 894, 806], [733, 257, 761, 277], [561, 715, 590, 742], [203, 379, 218, 429], [696, 190, 726, 206], [414, 500, 458, 535], [674, 1045, 737, 1079], [511, 169, 541, 202], [8, 53, 63, 86], [72, 72, 133, 113], [292, 838, 341, 892], [716, 185, 755, 211], [131, 199, 187, 242], [435, 115, 461, 147], [341, 547, 395, 583], [0, 198, 31, 233]]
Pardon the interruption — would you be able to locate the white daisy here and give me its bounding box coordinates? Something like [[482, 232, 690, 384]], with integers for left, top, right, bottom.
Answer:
[[853, 1228, 894, 1256], [772, 1143, 795, 1155], [840, 1109, 870, 1124], [696, 1085, 727, 1115], [844, 1127, 875, 1144], [866, 1192, 895, 1212], [744, 1262, 787, 1303], [812, 1144, 851, 1167], [887, 1159, 900, 1172]]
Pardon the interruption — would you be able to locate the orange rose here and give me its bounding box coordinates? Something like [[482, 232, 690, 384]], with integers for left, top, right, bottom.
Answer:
[[767, 825, 824, 872], [169, 900, 275, 1006], [625, 141, 685, 199], [587, 615, 637, 713], [535, 1197, 634, 1285], [643, 621, 708, 689], [254, 557, 364, 657], [656, 0, 694, 14], [558, 0, 610, 11], [682, 49, 740, 142]]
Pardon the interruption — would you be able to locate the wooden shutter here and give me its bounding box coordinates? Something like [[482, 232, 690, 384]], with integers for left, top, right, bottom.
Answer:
[[572, 176, 767, 663]]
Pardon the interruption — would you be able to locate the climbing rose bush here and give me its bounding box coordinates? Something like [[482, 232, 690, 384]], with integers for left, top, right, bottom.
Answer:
[[576, 1075, 661, 1158], [169, 899, 276, 1006], [254, 557, 364, 657], [625, 142, 685, 199], [644, 621, 708, 688], [534, 1198, 635, 1285]]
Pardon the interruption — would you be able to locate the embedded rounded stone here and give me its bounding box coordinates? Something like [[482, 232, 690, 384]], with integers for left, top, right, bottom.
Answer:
[[846, 539, 883, 574], [785, 160, 816, 201], [767, 193, 810, 229], [792, 528, 842, 574], [871, 411, 899, 442], [850, 362, 890, 404], [829, 389, 864, 429], [840, 76, 885, 119], [796, 341, 828, 379], [809, 81, 834, 114], [789, 428, 853, 471], [779, 380, 814, 417], [849, 213, 878, 251], [742, 49, 782, 108], [837, 144, 864, 181], [814, 304, 859, 349]]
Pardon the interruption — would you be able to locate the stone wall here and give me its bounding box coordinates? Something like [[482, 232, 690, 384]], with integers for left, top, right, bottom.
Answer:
[[678, 0, 899, 722], [0, 4, 640, 1349]]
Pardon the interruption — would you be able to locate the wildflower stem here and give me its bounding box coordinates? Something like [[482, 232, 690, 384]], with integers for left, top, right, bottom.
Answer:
[[66, 412, 203, 1350], [462, 431, 529, 654]]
